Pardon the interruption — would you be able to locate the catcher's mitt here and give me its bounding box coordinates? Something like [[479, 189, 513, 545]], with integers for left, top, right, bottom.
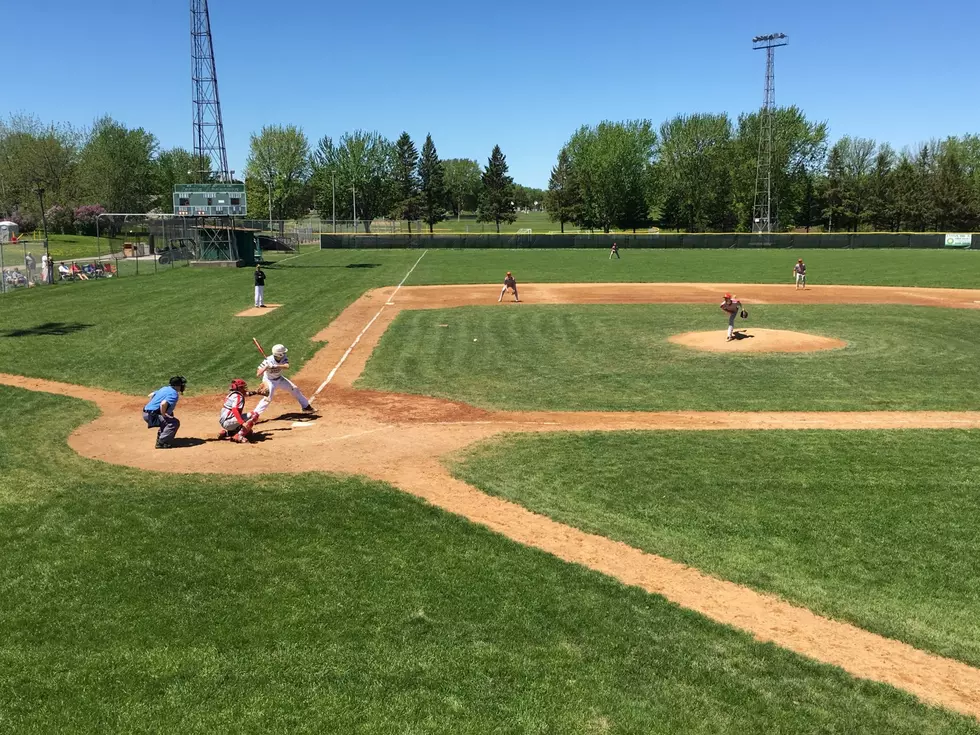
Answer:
[[740, 310, 748, 319], [247, 385, 269, 397]]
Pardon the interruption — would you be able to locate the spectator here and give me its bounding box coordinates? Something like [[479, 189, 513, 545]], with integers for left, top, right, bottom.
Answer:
[[41, 253, 52, 284], [70, 262, 89, 280], [58, 262, 72, 280], [25, 252, 36, 282]]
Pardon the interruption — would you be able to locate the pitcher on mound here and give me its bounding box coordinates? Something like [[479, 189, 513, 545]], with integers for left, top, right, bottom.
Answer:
[[254, 344, 316, 418]]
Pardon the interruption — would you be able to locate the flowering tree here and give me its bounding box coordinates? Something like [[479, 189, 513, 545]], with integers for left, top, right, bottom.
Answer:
[[46, 205, 74, 234], [74, 204, 106, 236]]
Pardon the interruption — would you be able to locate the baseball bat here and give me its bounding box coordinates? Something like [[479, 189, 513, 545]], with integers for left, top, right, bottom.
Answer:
[[252, 337, 266, 357]]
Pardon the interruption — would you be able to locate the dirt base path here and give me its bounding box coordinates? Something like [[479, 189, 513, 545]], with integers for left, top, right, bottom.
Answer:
[[4, 281, 980, 719]]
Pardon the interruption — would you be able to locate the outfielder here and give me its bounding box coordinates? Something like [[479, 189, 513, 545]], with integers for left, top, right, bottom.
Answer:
[[609, 242, 620, 259], [498, 272, 520, 302], [720, 293, 747, 341], [218, 379, 257, 443], [793, 259, 807, 289], [254, 343, 316, 417]]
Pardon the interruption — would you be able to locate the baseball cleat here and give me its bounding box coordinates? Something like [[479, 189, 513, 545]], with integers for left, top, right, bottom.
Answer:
[[302, 405, 317, 413], [217, 430, 229, 440]]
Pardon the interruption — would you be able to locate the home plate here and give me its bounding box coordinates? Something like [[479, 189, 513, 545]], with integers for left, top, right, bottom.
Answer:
[[291, 422, 316, 428]]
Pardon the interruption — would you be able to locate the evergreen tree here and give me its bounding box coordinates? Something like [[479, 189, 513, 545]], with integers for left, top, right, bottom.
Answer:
[[418, 134, 446, 233], [391, 132, 420, 232], [544, 148, 579, 232], [477, 145, 518, 233]]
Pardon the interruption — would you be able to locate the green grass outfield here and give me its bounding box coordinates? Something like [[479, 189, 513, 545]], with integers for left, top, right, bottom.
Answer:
[[0, 248, 977, 395], [5, 388, 978, 732], [451, 430, 980, 668], [359, 304, 980, 411]]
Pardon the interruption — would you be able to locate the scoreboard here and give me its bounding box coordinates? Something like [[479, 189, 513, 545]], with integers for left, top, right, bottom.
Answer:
[[174, 183, 247, 216]]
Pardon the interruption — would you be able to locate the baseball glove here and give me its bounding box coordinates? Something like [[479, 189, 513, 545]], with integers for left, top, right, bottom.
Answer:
[[740, 310, 748, 319], [247, 385, 269, 397]]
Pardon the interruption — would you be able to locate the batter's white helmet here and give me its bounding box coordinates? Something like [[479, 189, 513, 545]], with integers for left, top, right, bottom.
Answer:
[[272, 344, 287, 358]]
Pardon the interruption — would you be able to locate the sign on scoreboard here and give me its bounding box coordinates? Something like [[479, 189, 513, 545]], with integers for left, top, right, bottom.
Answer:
[[173, 183, 247, 216]]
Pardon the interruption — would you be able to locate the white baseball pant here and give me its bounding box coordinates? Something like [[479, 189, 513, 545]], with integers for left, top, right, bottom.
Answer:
[[254, 376, 310, 415]]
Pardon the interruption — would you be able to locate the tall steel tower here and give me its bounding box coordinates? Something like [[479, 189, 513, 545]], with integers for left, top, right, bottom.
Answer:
[[191, 0, 231, 182], [751, 33, 788, 237]]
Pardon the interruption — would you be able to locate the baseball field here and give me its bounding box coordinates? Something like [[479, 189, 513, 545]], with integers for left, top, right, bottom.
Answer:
[[2, 247, 980, 732]]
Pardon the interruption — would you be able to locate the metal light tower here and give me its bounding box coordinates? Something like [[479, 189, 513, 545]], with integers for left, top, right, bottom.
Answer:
[[751, 33, 788, 237], [191, 0, 231, 182]]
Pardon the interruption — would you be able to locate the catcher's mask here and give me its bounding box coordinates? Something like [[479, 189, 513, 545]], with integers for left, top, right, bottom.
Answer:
[[229, 379, 248, 394]]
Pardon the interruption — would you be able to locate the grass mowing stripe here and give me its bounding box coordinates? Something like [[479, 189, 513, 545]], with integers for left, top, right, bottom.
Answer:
[[2, 386, 979, 732], [359, 304, 980, 411], [450, 429, 980, 668], [410, 248, 980, 288]]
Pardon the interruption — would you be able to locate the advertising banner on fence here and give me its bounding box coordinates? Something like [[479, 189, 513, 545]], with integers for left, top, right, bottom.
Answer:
[[944, 233, 972, 248]]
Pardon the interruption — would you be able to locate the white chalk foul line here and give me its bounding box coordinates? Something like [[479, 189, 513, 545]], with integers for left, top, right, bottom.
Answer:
[[311, 250, 428, 399]]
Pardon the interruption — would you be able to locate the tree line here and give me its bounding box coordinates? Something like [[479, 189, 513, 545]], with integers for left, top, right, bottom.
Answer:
[[3, 110, 979, 236], [545, 110, 980, 233], [0, 114, 545, 235], [247, 126, 545, 232]]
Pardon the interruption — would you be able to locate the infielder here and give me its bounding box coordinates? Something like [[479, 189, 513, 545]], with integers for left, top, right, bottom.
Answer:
[[254, 343, 315, 417], [143, 375, 186, 449], [218, 378, 257, 443], [720, 293, 746, 341], [793, 259, 807, 289], [498, 272, 520, 302]]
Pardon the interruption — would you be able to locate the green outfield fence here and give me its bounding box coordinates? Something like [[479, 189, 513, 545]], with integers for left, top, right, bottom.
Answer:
[[321, 233, 979, 250]]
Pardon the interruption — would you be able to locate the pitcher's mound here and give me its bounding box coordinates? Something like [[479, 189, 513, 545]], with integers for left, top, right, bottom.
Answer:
[[669, 328, 846, 353], [235, 304, 282, 317]]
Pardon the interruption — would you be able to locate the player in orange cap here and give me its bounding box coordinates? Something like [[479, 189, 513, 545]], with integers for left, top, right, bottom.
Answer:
[[498, 271, 520, 302], [720, 293, 743, 341]]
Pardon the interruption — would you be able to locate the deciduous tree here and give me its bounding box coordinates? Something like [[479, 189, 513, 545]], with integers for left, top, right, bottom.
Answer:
[[78, 116, 157, 213], [311, 131, 394, 233], [442, 158, 481, 219], [244, 124, 311, 221]]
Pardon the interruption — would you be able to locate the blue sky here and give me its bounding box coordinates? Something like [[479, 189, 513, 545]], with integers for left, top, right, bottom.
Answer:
[[5, 0, 978, 188]]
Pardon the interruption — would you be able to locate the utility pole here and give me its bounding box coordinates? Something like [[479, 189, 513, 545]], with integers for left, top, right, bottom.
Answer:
[[331, 171, 336, 233], [37, 186, 52, 284], [751, 33, 788, 243], [352, 184, 357, 233]]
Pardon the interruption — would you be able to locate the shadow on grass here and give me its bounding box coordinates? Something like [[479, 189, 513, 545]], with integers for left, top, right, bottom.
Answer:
[[1, 322, 94, 338], [270, 262, 383, 270]]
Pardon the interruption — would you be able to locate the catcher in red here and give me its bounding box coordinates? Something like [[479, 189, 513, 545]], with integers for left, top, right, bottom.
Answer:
[[217, 378, 260, 443], [498, 272, 520, 302]]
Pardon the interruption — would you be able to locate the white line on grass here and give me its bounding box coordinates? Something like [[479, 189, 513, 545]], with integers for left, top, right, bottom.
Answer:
[[311, 250, 428, 400]]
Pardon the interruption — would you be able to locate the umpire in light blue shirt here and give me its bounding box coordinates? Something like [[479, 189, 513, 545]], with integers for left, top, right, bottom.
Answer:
[[143, 376, 186, 449]]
